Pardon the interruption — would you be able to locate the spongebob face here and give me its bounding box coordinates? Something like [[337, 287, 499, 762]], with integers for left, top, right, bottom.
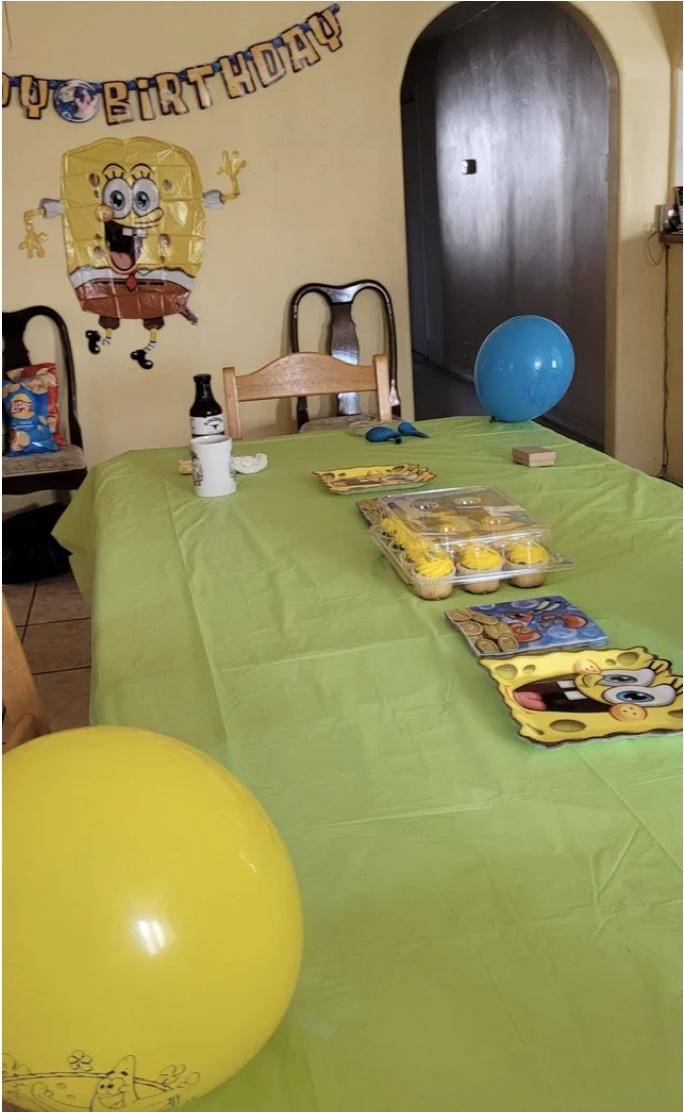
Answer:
[[481, 647, 683, 746], [100, 161, 164, 273], [61, 136, 205, 282], [578, 666, 678, 718]]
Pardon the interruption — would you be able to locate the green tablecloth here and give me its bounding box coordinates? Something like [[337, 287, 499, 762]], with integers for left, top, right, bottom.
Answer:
[[55, 418, 682, 1112]]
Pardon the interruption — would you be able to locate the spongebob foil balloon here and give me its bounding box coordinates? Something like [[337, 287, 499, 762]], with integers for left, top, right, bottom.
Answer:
[[20, 137, 245, 367], [481, 647, 683, 747]]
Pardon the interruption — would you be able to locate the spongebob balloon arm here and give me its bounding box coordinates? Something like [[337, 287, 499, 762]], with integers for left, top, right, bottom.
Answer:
[[19, 208, 48, 259], [202, 190, 226, 210], [220, 157, 245, 201], [40, 198, 65, 218], [19, 199, 63, 259], [208, 149, 246, 207], [202, 184, 242, 209]]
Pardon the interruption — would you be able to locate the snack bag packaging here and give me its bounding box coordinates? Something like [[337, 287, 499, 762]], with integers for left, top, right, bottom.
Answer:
[[2, 376, 59, 456], [4, 363, 66, 446]]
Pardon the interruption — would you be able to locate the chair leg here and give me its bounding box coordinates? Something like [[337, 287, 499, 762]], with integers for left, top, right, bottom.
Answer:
[[5, 713, 47, 752]]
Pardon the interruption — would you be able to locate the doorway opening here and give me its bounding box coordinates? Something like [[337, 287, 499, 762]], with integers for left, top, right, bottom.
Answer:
[[401, 1, 612, 449]]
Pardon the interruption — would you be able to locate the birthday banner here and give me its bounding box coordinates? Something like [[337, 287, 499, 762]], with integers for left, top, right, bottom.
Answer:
[[2, 5, 342, 125]]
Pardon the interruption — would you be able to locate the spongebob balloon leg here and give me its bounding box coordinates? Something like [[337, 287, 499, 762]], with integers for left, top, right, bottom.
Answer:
[[20, 137, 246, 369]]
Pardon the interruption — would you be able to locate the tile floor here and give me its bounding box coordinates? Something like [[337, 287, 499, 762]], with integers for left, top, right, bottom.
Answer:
[[3, 573, 91, 735]]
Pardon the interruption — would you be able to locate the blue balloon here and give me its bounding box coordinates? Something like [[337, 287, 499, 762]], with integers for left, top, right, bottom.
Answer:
[[474, 316, 575, 423]]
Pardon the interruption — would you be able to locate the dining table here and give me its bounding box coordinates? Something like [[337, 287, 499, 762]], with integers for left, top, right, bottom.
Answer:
[[54, 416, 682, 1112]]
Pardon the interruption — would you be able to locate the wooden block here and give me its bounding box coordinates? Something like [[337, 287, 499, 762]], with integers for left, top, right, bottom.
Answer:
[[512, 446, 556, 467]]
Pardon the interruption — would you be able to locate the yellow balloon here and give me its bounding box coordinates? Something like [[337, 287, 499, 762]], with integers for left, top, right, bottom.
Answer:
[[3, 727, 303, 1110]]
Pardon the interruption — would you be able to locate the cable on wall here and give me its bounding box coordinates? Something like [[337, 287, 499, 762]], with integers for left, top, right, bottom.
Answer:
[[3, 1, 14, 58]]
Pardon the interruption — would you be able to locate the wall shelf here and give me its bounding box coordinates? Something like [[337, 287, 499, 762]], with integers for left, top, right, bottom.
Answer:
[[660, 232, 683, 244]]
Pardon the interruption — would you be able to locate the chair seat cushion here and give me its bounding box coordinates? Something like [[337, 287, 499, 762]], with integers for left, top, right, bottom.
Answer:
[[2, 443, 85, 477], [299, 415, 376, 435]]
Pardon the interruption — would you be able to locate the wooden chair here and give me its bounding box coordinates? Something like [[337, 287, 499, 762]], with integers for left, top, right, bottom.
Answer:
[[2, 593, 51, 751], [288, 280, 400, 431], [222, 352, 392, 441], [3, 305, 87, 496]]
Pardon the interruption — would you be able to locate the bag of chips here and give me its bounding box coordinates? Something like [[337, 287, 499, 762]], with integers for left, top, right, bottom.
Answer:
[[2, 375, 59, 457], [3, 363, 66, 446]]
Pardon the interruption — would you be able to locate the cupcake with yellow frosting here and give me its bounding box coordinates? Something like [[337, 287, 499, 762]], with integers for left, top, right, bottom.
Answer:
[[473, 512, 520, 534], [422, 508, 475, 539], [380, 518, 454, 599], [456, 543, 503, 594], [504, 538, 549, 588]]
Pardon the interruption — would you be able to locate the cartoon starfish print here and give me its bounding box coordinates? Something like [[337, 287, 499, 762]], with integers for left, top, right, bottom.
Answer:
[[30, 1056, 198, 1112]]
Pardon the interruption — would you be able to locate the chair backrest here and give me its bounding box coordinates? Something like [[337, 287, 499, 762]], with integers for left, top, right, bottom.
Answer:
[[223, 352, 392, 441], [2, 593, 51, 751], [288, 281, 399, 427], [2, 305, 83, 448]]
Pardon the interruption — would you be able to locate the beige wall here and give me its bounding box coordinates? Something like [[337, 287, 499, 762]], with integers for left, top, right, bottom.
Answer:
[[653, 2, 684, 66], [1, 2, 673, 473], [665, 246, 682, 484]]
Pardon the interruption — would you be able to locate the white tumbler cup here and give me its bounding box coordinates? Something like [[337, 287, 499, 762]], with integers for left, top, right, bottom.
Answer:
[[190, 435, 236, 498]]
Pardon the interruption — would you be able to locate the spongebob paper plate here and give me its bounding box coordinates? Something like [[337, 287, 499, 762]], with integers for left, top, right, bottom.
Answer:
[[313, 464, 435, 494], [481, 647, 683, 747]]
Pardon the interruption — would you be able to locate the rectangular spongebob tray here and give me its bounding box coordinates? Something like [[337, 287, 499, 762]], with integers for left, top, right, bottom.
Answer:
[[313, 463, 435, 494]]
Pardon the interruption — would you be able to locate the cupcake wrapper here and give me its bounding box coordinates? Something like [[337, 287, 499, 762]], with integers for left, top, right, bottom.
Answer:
[[457, 564, 501, 594], [504, 559, 547, 588], [413, 576, 454, 600]]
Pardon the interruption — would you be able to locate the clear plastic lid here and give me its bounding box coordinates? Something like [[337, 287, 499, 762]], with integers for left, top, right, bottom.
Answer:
[[370, 486, 542, 546], [364, 486, 574, 597]]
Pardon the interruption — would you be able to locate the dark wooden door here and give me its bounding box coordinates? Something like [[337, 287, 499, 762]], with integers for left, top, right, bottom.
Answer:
[[402, 2, 609, 448], [401, 98, 429, 359]]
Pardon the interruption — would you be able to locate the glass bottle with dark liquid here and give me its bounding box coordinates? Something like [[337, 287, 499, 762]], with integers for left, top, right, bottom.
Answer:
[[190, 374, 224, 437]]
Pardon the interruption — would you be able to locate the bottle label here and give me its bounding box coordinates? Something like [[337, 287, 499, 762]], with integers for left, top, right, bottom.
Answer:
[[190, 414, 224, 436]]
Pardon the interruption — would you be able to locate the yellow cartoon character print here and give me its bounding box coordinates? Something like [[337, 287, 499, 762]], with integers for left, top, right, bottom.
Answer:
[[481, 647, 683, 747], [2, 1052, 198, 1112], [19, 137, 245, 368]]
